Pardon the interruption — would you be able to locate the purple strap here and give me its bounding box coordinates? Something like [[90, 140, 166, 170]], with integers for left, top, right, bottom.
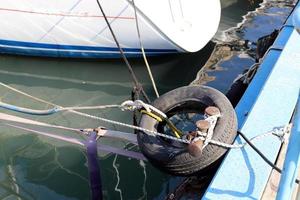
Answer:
[[86, 132, 103, 200]]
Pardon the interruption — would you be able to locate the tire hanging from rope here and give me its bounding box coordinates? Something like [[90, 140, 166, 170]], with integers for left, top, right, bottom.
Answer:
[[137, 85, 238, 176]]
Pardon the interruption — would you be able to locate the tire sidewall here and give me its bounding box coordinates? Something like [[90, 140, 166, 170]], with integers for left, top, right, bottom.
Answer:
[[137, 85, 237, 176]]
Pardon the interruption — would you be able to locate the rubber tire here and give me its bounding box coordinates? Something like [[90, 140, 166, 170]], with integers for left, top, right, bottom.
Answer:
[[137, 85, 237, 176]]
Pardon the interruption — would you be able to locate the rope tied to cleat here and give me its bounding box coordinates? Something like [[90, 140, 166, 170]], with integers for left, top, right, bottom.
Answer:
[[208, 124, 291, 149]]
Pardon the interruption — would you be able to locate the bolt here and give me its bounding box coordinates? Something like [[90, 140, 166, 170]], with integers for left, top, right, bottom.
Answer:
[[205, 106, 220, 116], [196, 120, 210, 132], [188, 140, 204, 157]]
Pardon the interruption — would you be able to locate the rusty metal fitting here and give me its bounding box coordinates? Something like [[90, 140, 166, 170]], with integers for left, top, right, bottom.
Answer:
[[188, 140, 204, 157], [82, 128, 94, 133], [196, 120, 210, 132], [205, 106, 220, 116], [95, 129, 106, 137], [186, 131, 197, 142]]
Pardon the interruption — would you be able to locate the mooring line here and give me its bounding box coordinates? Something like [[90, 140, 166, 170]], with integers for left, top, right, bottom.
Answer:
[[131, 0, 160, 98], [0, 82, 292, 149], [0, 82, 187, 143], [95, 0, 150, 103]]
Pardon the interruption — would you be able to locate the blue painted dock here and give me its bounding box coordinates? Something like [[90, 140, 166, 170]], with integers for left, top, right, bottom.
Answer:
[[203, 2, 300, 199], [276, 92, 300, 200]]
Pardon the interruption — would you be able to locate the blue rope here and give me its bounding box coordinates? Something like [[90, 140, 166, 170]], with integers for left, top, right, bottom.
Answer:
[[0, 101, 58, 115]]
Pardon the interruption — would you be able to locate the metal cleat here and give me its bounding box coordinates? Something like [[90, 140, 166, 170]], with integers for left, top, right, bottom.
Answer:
[[205, 106, 221, 116], [188, 139, 204, 157], [187, 119, 211, 157], [196, 120, 210, 132]]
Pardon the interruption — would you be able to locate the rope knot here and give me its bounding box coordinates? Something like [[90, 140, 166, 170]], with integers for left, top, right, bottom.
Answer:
[[121, 100, 150, 112], [272, 124, 292, 143]]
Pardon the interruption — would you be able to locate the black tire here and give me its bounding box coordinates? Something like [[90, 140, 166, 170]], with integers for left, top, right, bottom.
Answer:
[[137, 85, 237, 176]]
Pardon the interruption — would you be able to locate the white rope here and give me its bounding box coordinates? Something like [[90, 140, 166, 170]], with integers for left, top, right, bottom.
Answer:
[[0, 82, 188, 143], [0, 82, 291, 148], [131, 0, 160, 98], [66, 108, 190, 144], [233, 63, 259, 84], [205, 124, 291, 149], [121, 100, 167, 118], [59, 104, 121, 111], [203, 114, 220, 148], [243, 63, 259, 84]]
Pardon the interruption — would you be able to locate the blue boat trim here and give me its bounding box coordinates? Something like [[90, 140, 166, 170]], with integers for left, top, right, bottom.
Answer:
[[203, 2, 300, 199], [0, 39, 178, 58]]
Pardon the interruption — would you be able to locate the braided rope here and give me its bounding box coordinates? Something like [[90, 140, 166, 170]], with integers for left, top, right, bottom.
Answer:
[[0, 82, 188, 143], [0, 82, 291, 148], [131, 0, 160, 98], [206, 125, 291, 149]]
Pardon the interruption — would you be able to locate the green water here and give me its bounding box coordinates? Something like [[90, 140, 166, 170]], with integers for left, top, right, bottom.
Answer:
[[0, 0, 294, 199], [0, 46, 213, 200]]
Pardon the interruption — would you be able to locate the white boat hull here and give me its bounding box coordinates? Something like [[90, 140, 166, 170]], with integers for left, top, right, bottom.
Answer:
[[0, 0, 221, 58]]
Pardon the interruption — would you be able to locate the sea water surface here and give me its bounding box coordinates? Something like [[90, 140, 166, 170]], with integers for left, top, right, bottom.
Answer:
[[0, 0, 295, 199]]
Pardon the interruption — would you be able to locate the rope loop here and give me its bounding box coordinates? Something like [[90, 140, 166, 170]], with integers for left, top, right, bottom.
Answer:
[[120, 100, 167, 118]]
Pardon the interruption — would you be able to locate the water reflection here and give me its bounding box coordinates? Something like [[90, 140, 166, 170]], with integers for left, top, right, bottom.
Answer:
[[194, 0, 294, 95], [217, 0, 262, 39], [0, 0, 294, 199], [0, 43, 215, 200]]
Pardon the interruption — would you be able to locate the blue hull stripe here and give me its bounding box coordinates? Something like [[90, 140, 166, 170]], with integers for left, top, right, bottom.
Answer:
[[0, 39, 178, 58]]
